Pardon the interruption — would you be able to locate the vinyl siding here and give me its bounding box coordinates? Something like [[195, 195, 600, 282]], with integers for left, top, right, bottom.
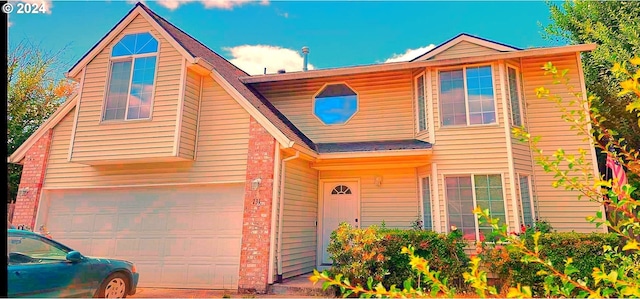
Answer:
[[280, 158, 318, 279], [253, 70, 415, 143], [70, 15, 182, 163], [521, 52, 600, 232], [319, 168, 419, 229], [43, 76, 250, 188], [429, 62, 516, 232], [179, 69, 201, 160], [431, 41, 501, 60]]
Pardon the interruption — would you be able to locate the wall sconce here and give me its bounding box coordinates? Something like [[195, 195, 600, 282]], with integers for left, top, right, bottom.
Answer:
[[251, 178, 262, 191], [18, 187, 29, 196], [374, 176, 383, 187]]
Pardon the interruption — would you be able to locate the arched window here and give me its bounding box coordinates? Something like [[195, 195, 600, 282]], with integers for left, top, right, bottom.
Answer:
[[331, 185, 352, 195], [103, 32, 158, 121]]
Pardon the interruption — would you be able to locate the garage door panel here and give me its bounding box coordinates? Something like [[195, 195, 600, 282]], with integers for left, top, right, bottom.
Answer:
[[40, 184, 244, 289]]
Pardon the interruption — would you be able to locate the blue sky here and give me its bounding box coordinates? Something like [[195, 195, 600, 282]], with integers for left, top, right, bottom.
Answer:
[[8, 1, 562, 75]]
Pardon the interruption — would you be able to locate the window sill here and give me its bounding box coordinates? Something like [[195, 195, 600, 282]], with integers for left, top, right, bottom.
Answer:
[[437, 123, 501, 130], [99, 118, 153, 125]]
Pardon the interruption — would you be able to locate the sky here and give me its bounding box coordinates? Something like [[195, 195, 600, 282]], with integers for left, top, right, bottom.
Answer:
[[7, 0, 563, 76]]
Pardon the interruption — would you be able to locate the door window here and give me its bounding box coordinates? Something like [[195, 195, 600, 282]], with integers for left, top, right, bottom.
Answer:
[[8, 234, 69, 264]]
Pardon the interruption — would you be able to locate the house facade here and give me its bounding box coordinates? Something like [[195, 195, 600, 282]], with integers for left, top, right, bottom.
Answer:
[[8, 3, 604, 293]]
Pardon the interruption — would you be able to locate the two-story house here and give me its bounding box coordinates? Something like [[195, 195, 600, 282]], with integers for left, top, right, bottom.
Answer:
[[8, 3, 604, 294]]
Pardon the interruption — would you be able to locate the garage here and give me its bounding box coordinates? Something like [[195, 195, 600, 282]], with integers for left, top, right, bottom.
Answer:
[[35, 184, 245, 289]]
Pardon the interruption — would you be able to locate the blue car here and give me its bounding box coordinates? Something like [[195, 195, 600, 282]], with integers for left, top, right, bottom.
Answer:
[[7, 229, 139, 298]]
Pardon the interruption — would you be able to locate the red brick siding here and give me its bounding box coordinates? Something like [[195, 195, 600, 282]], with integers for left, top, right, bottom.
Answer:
[[238, 117, 277, 293], [12, 129, 54, 229]]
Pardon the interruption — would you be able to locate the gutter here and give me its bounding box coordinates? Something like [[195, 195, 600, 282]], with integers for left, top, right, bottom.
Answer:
[[276, 151, 300, 282]]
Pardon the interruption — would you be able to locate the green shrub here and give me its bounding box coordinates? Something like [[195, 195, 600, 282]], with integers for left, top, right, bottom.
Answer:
[[479, 231, 621, 296], [327, 222, 469, 290]]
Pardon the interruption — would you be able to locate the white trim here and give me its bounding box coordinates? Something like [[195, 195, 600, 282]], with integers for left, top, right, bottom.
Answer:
[[311, 81, 360, 126], [277, 151, 299, 277], [193, 75, 204, 161], [41, 180, 245, 190], [267, 144, 282, 285], [67, 68, 86, 162], [431, 163, 441, 232], [33, 191, 49, 233], [517, 173, 536, 225], [209, 70, 292, 148], [241, 44, 596, 84], [316, 178, 361, 267], [499, 61, 521, 231], [8, 93, 79, 164], [426, 69, 436, 144], [576, 53, 608, 233], [67, 6, 196, 78], [418, 174, 434, 230], [414, 34, 519, 61], [413, 72, 427, 134], [173, 58, 187, 156]]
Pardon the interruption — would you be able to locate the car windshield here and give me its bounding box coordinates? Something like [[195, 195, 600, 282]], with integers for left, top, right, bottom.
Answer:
[[8, 233, 69, 264]]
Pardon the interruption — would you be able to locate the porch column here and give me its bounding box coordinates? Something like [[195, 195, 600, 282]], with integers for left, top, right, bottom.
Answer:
[[12, 129, 54, 229], [238, 116, 276, 293]]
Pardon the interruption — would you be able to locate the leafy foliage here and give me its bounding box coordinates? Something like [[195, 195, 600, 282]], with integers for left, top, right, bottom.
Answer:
[[7, 40, 76, 203]]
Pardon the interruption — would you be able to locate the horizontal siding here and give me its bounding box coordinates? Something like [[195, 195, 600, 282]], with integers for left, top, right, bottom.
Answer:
[[432, 41, 500, 60], [281, 158, 318, 279], [430, 62, 514, 232], [179, 69, 201, 160], [254, 70, 415, 143], [521, 53, 600, 232], [320, 168, 419, 229], [44, 76, 250, 188], [512, 139, 533, 174], [71, 15, 181, 163]]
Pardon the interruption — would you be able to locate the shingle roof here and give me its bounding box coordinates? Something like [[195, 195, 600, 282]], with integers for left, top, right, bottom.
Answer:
[[137, 4, 316, 151], [316, 140, 432, 153]]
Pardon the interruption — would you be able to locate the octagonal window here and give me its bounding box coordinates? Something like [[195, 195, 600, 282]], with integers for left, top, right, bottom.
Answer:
[[314, 83, 358, 125]]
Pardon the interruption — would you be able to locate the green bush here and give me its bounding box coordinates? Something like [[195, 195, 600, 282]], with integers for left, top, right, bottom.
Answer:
[[327, 222, 469, 290], [479, 231, 621, 296]]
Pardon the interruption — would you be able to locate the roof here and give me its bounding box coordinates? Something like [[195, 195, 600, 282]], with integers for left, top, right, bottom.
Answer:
[[410, 33, 522, 61], [138, 4, 316, 151], [316, 140, 432, 153]]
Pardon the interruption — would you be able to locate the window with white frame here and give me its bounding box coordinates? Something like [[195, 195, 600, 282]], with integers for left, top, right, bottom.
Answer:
[[518, 175, 534, 227], [415, 74, 427, 132], [507, 66, 522, 126], [103, 32, 158, 121], [439, 66, 496, 126], [446, 174, 505, 241], [420, 176, 433, 230]]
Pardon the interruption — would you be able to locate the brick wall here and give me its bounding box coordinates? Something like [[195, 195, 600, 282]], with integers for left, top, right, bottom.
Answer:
[[238, 117, 277, 293], [12, 129, 53, 229]]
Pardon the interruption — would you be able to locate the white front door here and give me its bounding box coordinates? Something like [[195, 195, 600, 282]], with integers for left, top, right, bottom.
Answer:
[[321, 181, 359, 265]]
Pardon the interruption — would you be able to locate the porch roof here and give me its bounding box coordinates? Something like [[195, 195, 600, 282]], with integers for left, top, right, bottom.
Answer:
[[316, 140, 432, 153]]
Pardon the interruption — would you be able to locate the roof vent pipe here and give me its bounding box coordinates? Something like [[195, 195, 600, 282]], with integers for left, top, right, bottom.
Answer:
[[302, 46, 309, 71]]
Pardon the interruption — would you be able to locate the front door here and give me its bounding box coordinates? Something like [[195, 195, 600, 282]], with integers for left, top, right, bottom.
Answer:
[[321, 181, 359, 265]]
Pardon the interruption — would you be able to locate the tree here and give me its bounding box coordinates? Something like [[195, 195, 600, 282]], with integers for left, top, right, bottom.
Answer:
[[543, 0, 640, 150], [7, 40, 76, 203]]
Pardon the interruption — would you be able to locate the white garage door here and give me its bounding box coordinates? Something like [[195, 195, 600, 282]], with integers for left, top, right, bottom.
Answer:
[[36, 184, 244, 289]]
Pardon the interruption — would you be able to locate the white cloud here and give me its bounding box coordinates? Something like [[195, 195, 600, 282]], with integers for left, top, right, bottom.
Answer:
[[224, 45, 315, 75], [384, 44, 436, 63], [155, 0, 268, 10], [10, 0, 52, 13]]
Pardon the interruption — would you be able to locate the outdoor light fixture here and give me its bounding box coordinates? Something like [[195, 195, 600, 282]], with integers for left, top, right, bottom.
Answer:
[[18, 187, 29, 196], [251, 178, 262, 191], [374, 176, 383, 187]]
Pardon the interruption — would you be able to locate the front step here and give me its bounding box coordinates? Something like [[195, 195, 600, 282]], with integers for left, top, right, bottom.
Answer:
[[268, 275, 336, 297]]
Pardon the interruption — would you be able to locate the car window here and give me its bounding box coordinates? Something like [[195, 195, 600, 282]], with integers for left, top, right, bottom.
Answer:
[[8, 234, 69, 264]]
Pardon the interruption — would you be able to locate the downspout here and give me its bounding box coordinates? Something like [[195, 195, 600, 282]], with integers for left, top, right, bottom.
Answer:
[[267, 145, 281, 285], [276, 151, 300, 282]]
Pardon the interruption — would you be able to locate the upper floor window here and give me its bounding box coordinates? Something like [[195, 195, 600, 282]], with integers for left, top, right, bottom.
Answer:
[[507, 66, 523, 126], [439, 66, 496, 126], [313, 83, 358, 125], [103, 32, 158, 121], [415, 74, 427, 132]]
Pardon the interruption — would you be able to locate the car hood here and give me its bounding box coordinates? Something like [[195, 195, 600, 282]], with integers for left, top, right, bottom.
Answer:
[[84, 256, 134, 267]]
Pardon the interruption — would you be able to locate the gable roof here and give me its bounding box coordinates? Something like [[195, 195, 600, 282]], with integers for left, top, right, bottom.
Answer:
[[411, 33, 521, 61], [316, 140, 432, 153]]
